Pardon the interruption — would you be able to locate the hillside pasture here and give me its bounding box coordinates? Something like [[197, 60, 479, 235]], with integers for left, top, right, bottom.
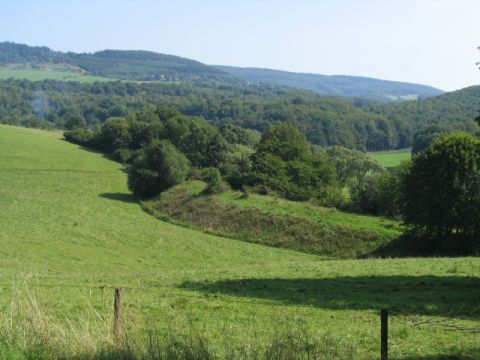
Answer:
[[368, 148, 411, 170], [0, 65, 119, 83], [0, 125, 479, 359]]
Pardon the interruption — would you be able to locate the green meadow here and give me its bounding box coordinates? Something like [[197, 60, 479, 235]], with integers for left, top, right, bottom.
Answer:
[[0, 66, 117, 83], [368, 149, 411, 170], [0, 125, 479, 359]]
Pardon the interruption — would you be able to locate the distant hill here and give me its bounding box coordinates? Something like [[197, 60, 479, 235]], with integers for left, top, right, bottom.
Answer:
[[0, 42, 443, 101], [370, 84, 480, 132], [214, 65, 444, 102], [0, 42, 232, 82]]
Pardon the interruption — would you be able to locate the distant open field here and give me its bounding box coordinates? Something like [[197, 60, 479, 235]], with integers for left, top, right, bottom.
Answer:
[[0, 66, 117, 83], [368, 148, 411, 170], [0, 125, 478, 359]]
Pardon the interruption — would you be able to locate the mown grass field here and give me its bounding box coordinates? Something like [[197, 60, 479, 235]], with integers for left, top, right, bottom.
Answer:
[[368, 149, 411, 170], [0, 125, 479, 359]]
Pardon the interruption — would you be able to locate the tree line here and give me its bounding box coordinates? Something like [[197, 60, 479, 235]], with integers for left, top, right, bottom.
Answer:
[[1, 78, 479, 151]]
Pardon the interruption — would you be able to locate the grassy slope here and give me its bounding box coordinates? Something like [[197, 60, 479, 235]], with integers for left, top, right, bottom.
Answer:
[[143, 181, 400, 258], [220, 190, 400, 238], [368, 148, 411, 170], [1, 125, 479, 359], [0, 66, 118, 83]]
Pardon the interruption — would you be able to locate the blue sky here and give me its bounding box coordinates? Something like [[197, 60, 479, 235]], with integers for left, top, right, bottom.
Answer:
[[1, 0, 479, 90]]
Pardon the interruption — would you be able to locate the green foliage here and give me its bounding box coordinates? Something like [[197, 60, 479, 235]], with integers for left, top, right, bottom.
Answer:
[[219, 123, 261, 146], [324, 146, 384, 188], [248, 124, 338, 201], [221, 144, 253, 189], [0, 42, 231, 82], [162, 115, 228, 167], [128, 140, 190, 198], [322, 146, 385, 211], [113, 147, 136, 163], [349, 170, 404, 217], [202, 168, 226, 195], [64, 110, 87, 130], [369, 85, 480, 145], [401, 133, 480, 254], [216, 65, 443, 102], [255, 123, 310, 161], [96, 108, 228, 168], [144, 181, 399, 258], [1, 42, 443, 102], [63, 128, 96, 145], [100, 117, 131, 152], [412, 124, 451, 154], [1, 74, 478, 151]]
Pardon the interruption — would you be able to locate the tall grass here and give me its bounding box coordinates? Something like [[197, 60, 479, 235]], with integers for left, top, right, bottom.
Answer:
[[0, 278, 111, 359], [0, 279, 357, 360], [142, 181, 397, 258]]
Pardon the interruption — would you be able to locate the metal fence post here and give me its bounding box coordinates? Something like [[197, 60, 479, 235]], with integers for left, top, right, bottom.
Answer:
[[381, 309, 388, 360]]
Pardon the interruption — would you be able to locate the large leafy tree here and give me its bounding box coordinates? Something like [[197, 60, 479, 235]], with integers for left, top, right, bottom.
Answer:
[[100, 117, 131, 152], [411, 124, 450, 154], [250, 124, 337, 200], [161, 115, 228, 168], [400, 133, 480, 254], [323, 146, 383, 189]]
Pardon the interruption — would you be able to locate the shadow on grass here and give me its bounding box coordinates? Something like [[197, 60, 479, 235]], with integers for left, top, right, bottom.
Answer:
[[181, 276, 480, 319], [99, 192, 137, 203], [63, 140, 128, 172], [400, 351, 480, 360]]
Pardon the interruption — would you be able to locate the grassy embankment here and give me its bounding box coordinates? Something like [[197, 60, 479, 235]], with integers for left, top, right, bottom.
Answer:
[[0, 125, 479, 359], [143, 181, 401, 258]]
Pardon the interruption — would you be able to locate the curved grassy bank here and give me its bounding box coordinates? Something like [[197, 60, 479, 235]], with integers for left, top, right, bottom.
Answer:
[[142, 181, 401, 258]]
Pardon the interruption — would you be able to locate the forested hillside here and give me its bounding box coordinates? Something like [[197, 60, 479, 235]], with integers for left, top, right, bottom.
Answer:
[[0, 42, 232, 82], [369, 84, 480, 131], [0, 78, 478, 151], [1, 42, 443, 100], [215, 65, 443, 102]]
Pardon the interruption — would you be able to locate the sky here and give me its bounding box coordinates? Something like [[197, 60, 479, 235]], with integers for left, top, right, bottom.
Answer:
[[1, 0, 479, 91]]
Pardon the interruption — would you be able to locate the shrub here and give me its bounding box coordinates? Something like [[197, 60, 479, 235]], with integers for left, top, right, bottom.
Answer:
[[162, 115, 228, 167], [128, 140, 190, 198], [113, 148, 136, 164], [349, 170, 403, 217], [202, 168, 227, 195], [412, 125, 450, 154], [100, 117, 131, 152], [63, 128, 96, 146]]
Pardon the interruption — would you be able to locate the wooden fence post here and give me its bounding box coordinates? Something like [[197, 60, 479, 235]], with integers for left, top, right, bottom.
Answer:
[[381, 309, 388, 360], [114, 288, 123, 342]]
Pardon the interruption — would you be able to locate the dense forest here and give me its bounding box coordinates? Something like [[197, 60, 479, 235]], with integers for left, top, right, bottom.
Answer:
[[1, 42, 443, 101], [0, 77, 478, 151], [215, 65, 443, 101], [0, 42, 232, 82]]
